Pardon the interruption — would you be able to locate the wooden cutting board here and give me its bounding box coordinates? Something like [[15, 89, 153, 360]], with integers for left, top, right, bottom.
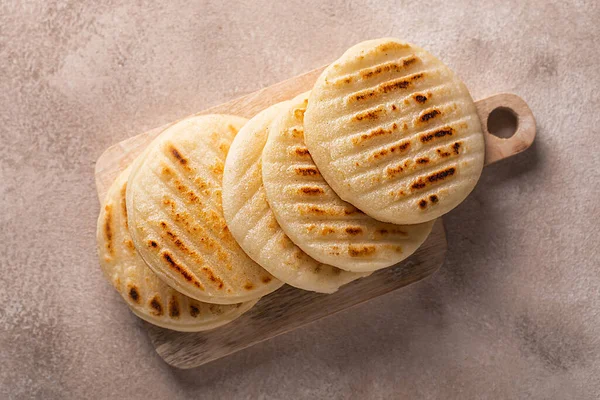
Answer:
[[94, 66, 536, 369]]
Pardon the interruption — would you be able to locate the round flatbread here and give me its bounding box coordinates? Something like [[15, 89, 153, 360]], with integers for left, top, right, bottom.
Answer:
[[97, 167, 257, 332], [304, 38, 485, 224], [262, 92, 434, 272], [126, 114, 283, 304], [222, 102, 369, 293]]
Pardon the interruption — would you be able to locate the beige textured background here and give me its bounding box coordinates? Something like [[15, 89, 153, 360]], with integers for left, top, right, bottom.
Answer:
[[1, 1, 599, 399]]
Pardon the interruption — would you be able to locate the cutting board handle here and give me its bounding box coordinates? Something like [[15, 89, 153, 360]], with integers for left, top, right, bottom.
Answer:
[[475, 93, 536, 166]]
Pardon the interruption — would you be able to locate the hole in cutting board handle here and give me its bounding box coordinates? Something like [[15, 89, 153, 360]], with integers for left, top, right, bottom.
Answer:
[[487, 107, 518, 139], [475, 93, 536, 166]]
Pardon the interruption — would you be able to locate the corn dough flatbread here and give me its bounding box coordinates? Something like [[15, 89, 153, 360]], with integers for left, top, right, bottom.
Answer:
[[126, 114, 283, 304], [304, 38, 485, 224], [262, 92, 434, 272], [97, 167, 258, 331], [222, 102, 369, 292]]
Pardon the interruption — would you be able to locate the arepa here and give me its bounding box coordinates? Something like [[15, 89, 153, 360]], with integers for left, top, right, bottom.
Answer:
[[97, 167, 258, 332], [126, 114, 283, 304], [222, 102, 369, 293], [262, 92, 434, 272], [304, 38, 485, 224]]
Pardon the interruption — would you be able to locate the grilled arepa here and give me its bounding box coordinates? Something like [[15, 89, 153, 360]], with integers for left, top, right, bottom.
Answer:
[[126, 114, 283, 305], [304, 38, 485, 225], [97, 167, 258, 331], [222, 102, 369, 292], [262, 92, 434, 272]]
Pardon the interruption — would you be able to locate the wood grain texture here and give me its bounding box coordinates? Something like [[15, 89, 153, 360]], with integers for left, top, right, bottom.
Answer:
[[94, 68, 535, 369]]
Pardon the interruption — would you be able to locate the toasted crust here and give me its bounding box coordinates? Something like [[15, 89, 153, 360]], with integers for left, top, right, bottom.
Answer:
[[96, 167, 258, 332], [262, 92, 434, 273], [304, 38, 485, 224], [222, 102, 369, 293], [126, 114, 283, 304]]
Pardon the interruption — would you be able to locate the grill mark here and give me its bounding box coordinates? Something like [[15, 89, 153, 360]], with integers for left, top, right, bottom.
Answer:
[[417, 108, 441, 123], [385, 152, 461, 183], [417, 193, 442, 210], [290, 146, 311, 158], [452, 142, 461, 154], [345, 227, 363, 235], [352, 123, 398, 145], [149, 296, 163, 316], [414, 94, 428, 103], [299, 219, 411, 240], [298, 186, 325, 195], [328, 80, 451, 134], [168, 297, 181, 318], [295, 166, 320, 176], [150, 164, 237, 251], [352, 106, 387, 122], [211, 160, 225, 176], [346, 70, 429, 104], [165, 136, 227, 191], [330, 88, 458, 162], [386, 160, 478, 205], [161, 251, 205, 290], [103, 204, 114, 256], [158, 220, 197, 257], [361, 57, 418, 79], [367, 139, 411, 162], [293, 107, 306, 121], [321, 226, 336, 235], [410, 167, 456, 191], [348, 245, 376, 257], [331, 54, 420, 86], [127, 285, 140, 304], [201, 267, 225, 289], [283, 128, 304, 139], [244, 282, 254, 290], [159, 170, 204, 206], [376, 228, 408, 237], [337, 120, 474, 191], [159, 158, 221, 205], [420, 127, 454, 143], [227, 124, 239, 136], [349, 144, 480, 207], [120, 183, 128, 229], [158, 198, 234, 265], [217, 142, 230, 158], [437, 141, 463, 157], [296, 204, 361, 217], [189, 304, 200, 317], [340, 113, 473, 172], [375, 41, 410, 53], [166, 144, 192, 170]]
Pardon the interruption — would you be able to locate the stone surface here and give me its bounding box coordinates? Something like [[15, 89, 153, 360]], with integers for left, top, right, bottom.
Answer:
[[1, 0, 599, 399]]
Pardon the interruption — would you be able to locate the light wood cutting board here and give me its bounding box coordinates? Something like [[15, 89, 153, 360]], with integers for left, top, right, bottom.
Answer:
[[95, 66, 536, 369]]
